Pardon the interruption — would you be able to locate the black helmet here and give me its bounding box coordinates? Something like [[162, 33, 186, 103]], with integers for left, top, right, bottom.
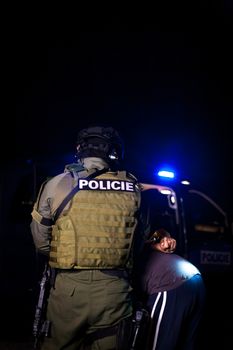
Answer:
[[77, 126, 124, 161]]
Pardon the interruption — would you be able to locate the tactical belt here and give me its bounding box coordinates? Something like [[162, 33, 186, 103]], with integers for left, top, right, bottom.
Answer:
[[55, 269, 129, 279]]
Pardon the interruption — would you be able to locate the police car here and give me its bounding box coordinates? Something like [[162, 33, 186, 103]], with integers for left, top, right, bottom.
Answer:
[[140, 169, 233, 276]]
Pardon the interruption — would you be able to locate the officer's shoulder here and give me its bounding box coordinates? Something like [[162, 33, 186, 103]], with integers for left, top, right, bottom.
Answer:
[[45, 163, 85, 185], [42, 173, 63, 186], [47, 163, 85, 181], [64, 163, 85, 173]]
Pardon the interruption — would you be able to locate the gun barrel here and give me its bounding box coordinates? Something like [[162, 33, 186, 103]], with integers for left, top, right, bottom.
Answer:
[[32, 263, 51, 348]]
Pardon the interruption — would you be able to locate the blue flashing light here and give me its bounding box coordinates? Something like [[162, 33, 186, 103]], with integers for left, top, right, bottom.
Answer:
[[158, 170, 175, 179]]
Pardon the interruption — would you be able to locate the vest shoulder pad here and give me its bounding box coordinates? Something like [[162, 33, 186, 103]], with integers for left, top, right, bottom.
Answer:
[[64, 163, 85, 173]]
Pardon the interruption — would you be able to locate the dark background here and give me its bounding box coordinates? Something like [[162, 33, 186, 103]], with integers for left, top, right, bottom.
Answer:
[[3, 3, 233, 215], [1, 2, 233, 349]]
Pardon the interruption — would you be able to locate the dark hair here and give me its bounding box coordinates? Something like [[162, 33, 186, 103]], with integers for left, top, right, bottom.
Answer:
[[146, 228, 171, 243]]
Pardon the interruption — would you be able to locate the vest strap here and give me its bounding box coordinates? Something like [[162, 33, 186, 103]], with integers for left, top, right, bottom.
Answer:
[[53, 168, 108, 223]]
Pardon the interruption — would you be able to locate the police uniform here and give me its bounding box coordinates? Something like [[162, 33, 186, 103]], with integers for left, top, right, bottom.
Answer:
[[31, 154, 141, 350]]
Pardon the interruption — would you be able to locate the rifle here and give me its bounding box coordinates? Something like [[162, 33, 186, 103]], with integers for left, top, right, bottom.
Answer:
[[33, 262, 52, 349]]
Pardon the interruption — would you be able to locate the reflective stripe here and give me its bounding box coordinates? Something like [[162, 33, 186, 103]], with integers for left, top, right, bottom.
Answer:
[[151, 291, 167, 350]]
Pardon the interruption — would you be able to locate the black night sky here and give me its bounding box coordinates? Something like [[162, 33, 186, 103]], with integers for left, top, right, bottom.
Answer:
[[1, 3, 233, 348], [3, 5, 233, 212], [1, 3, 232, 222]]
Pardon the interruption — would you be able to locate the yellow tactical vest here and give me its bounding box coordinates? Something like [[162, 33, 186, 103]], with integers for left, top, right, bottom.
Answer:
[[49, 171, 141, 269]]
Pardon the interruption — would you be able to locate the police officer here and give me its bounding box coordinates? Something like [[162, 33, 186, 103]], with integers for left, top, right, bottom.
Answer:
[[133, 229, 206, 350], [30, 126, 142, 350]]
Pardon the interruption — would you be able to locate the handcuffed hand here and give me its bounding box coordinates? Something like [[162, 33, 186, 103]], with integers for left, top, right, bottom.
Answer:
[[157, 236, 176, 254]]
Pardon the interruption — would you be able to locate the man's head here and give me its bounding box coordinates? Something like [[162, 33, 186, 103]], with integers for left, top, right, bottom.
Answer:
[[146, 228, 171, 243], [76, 126, 124, 163], [147, 228, 176, 253]]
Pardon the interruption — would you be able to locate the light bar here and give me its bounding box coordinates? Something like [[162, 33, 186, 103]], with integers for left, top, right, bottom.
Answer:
[[158, 170, 175, 179]]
